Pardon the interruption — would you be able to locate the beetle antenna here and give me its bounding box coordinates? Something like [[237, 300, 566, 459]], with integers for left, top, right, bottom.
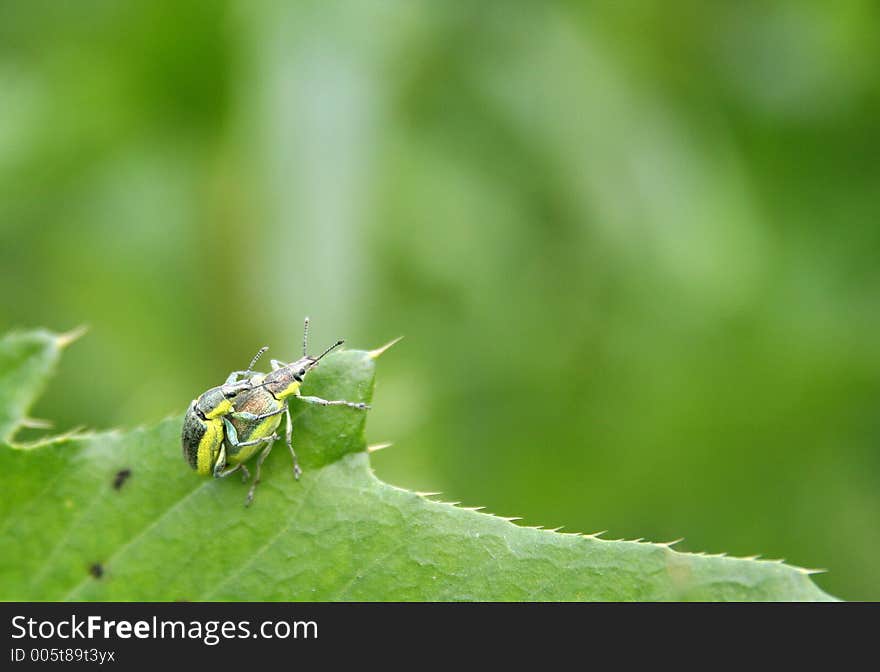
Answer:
[[303, 317, 310, 357], [245, 346, 269, 376], [314, 339, 344, 362]]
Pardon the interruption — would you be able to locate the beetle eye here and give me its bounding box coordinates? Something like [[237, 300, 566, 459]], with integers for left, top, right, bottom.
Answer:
[[298, 368, 306, 376]]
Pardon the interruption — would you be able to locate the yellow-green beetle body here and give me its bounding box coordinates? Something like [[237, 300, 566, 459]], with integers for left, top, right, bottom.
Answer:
[[181, 381, 252, 476], [181, 346, 273, 481], [222, 374, 288, 466], [216, 318, 369, 505]]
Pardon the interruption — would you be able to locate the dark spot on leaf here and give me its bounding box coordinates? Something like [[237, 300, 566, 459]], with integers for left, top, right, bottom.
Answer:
[[113, 468, 132, 490], [89, 563, 104, 579]]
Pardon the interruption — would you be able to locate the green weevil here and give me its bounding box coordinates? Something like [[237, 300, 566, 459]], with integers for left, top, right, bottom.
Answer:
[[181, 346, 277, 481], [224, 317, 370, 505]]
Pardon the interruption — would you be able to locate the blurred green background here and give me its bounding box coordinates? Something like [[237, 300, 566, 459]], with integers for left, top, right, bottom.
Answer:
[[2, 1, 878, 600]]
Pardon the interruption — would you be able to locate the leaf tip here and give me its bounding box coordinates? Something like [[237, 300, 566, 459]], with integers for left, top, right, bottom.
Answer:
[[369, 336, 404, 359], [56, 325, 89, 349]]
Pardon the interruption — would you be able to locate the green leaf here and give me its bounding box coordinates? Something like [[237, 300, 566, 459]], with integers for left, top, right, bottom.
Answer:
[[0, 330, 835, 601]]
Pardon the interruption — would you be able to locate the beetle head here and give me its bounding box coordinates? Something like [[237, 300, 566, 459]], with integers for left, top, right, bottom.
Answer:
[[292, 338, 344, 380], [284, 317, 345, 381], [261, 321, 345, 399]]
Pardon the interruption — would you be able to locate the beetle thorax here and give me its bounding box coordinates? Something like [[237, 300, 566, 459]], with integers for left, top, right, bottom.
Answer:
[[196, 387, 233, 419]]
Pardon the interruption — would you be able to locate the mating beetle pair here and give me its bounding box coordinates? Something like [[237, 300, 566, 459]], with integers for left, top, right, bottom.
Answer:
[[181, 318, 369, 505]]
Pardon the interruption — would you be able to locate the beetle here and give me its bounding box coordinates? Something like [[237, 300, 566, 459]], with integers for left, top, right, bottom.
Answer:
[[181, 346, 276, 482], [225, 317, 369, 505]]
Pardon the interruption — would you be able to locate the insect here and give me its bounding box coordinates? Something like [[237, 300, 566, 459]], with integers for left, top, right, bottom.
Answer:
[[181, 346, 275, 482], [181, 318, 369, 506], [223, 317, 370, 505]]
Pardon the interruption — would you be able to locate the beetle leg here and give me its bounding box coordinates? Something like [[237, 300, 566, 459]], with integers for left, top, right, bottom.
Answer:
[[212, 443, 228, 479], [297, 395, 370, 411], [283, 402, 301, 480], [222, 417, 279, 448], [224, 370, 252, 384], [223, 417, 241, 449], [245, 436, 278, 507], [225, 346, 270, 384], [232, 435, 278, 447], [215, 463, 240, 478], [229, 408, 285, 422], [215, 463, 251, 484]]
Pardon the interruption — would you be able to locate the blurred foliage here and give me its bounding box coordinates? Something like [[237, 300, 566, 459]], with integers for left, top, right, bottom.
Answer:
[[1, 1, 878, 599]]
